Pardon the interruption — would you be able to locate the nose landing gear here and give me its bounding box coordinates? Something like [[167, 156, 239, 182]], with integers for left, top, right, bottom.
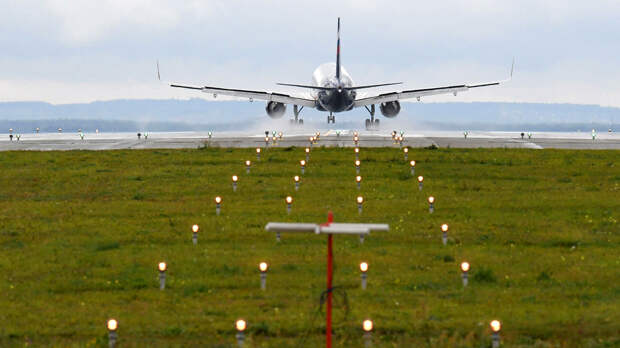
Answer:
[[327, 112, 336, 124]]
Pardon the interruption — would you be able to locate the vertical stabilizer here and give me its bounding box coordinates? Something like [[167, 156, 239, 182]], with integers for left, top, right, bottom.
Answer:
[[336, 17, 341, 83]]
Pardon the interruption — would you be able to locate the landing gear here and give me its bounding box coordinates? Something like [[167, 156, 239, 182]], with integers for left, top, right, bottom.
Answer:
[[365, 118, 380, 130], [364, 104, 380, 130], [327, 112, 335, 124], [290, 105, 304, 125]]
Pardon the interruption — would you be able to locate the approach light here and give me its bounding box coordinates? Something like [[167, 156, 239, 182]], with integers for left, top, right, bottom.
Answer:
[[191, 224, 199, 244], [107, 319, 118, 331], [294, 175, 300, 182], [418, 176, 424, 182], [357, 196, 364, 204], [232, 175, 238, 183], [285, 196, 293, 204], [461, 262, 470, 272], [300, 160, 306, 166], [305, 147, 310, 153], [245, 160, 251, 166], [355, 147, 360, 154], [158, 262, 167, 272], [362, 319, 373, 332], [410, 160, 416, 167], [490, 320, 501, 333], [360, 262, 368, 273], [461, 261, 470, 286], [355, 160, 361, 167], [428, 196, 435, 204], [356, 176, 362, 183], [236, 319, 247, 332], [215, 196, 222, 204], [256, 148, 261, 154], [404, 148, 409, 153], [441, 224, 448, 232]]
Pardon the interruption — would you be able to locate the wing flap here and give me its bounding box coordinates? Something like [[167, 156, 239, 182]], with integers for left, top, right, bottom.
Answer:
[[170, 84, 316, 107]]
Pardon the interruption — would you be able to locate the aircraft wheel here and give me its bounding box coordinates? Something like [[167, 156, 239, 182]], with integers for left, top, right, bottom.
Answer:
[[299, 119, 304, 125], [374, 119, 380, 130], [365, 119, 371, 130]]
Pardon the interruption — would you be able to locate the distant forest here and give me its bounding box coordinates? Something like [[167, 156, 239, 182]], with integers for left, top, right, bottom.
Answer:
[[0, 99, 617, 133]]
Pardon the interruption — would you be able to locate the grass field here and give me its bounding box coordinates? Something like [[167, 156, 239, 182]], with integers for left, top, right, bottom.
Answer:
[[0, 145, 618, 347]]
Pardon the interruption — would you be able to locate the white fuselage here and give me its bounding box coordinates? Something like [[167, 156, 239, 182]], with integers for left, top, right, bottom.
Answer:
[[312, 63, 354, 90], [311, 63, 356, 112]]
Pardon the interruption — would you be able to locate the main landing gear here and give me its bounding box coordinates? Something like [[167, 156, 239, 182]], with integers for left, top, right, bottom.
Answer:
[[290, 105, 304, 125], [364, 105, 380, 130]]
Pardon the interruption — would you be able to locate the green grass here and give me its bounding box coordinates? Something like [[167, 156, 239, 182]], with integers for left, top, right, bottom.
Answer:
[[0, 147, 618, 347]]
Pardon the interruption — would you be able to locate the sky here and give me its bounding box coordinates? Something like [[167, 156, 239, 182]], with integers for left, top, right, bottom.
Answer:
[[0, 0, 619, 106]]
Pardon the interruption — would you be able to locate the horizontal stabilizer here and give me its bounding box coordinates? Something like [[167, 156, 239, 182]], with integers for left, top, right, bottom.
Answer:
[[277, 82, 403, 90]]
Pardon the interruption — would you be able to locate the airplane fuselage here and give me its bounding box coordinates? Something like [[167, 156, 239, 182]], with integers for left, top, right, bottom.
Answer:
[[312, 63, 356, 112]]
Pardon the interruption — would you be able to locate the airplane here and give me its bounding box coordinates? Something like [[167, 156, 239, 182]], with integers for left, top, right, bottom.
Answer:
[[161, 18, 513, 130]]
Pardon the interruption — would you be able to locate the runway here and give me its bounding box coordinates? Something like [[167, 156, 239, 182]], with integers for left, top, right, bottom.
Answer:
[[1, 130, 619, 151]]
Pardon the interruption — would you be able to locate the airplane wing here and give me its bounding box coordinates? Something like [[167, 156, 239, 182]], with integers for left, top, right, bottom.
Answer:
[[170, 84, 317, 107], [354, 61, 514, 107]]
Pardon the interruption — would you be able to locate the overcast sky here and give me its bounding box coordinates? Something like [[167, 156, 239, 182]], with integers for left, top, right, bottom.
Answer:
[[0, 0, 618, 106]]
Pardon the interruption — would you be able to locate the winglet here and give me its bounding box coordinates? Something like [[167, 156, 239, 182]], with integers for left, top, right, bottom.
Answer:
[[500, 58, 515, 83]]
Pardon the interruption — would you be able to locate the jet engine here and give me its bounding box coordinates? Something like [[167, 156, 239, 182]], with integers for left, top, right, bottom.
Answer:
[[380, 101, 401, 118], [265, 101, 286, 118]]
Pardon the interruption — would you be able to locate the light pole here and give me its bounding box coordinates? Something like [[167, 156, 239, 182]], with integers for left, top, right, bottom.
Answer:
[[236, 319, 246, 347], [215, 196, 222, 215], [107, 319, 118, 348], [285, 196, 293, 214], [357, 196, 364, 215], [192, 224, 199, 245], [441, 224, 448, 245], [362, 319, 373, 347], [360, 262, 368, 289], [259, 262, 268, 290], [232, 175, 238, 192], [158, 262, 167, 290], [300, 160, 306, 174], [245, 160, 251, 174], [428, 196, 435, 213], [490, 320, 501, 347], [460, 262, 469, 286]]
